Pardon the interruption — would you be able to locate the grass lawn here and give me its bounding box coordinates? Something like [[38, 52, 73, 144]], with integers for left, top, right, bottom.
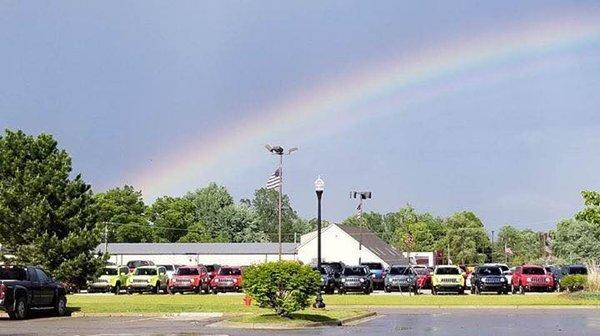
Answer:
[[67, 292, 600, 315]]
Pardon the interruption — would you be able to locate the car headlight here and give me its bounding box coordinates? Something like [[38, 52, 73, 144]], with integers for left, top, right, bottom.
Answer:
[[341, 278, 346, 283], [481, 278, 487, 283], [501, 277, 506, 282], [359, 278, 365, 283]]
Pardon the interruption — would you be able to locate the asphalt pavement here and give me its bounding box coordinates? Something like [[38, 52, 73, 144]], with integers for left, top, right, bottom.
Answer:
[[2, 308, 600, 336]]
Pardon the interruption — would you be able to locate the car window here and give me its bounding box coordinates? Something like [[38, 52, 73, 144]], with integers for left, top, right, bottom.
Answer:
[[414, 268, 429, 275], [177, 268, 199, 276], [135, 268, 157, 276], [436, 267, 460, 275], [35, 269, 50, 282], [219, 268, 242, 276], [569, 267, 587, 275], [522, 267, 545, 275], [477, 267, 501, 275], [343, 267, 367, 276], [159, 265, 174, 271], [159, 267, 166, 274], [389, 267, 408, 275], [0, 266, 26, 280]]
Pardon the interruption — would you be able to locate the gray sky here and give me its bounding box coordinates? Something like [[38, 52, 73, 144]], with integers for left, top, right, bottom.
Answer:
[[1, 1, 600, 231]]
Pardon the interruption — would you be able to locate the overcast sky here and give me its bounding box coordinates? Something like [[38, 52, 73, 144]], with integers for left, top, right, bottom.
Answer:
[[2, 1, 600, 232]]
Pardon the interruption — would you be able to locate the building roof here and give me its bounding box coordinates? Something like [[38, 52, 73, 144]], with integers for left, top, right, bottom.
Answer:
[[98, 243, 299, 255], [336, 224, 407, 266]]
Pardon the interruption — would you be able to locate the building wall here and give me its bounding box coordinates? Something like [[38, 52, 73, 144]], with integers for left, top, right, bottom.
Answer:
[[297, 225, 385, 266], [107, 253, 297, 267]]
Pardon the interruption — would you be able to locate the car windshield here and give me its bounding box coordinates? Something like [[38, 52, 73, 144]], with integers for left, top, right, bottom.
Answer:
[[477, 267, 501, 275], [0, 266, 26, 280], [523, 267, 545, 275], [177, 268, 199, 275], [135, 268, 157, 276], [414, 268, 429, 275], [498, 265, 509, 272], [389, 267, 408, 275], [323, 263, 344, 272], [219, 268, 241, 276], [343, 267, 367, 276], [361, 263, 383, 270], [436, 267, 460, 275], [102, 268, 118, 276], [569, 267, 587, 275], [128, 261, 152, 268], [160, 265, 174, 271]]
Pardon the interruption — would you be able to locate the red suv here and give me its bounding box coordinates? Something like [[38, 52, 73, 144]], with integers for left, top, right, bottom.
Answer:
[[512, 265, 554, 294], [168, 265, 210, 294], [210, 266, 243, 294]]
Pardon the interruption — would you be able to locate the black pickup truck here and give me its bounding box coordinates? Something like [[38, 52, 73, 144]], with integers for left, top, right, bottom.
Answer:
[[0, 265, 68, 319]]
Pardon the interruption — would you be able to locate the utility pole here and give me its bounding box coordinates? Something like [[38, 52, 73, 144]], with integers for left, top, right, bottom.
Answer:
[[491, 230, 495, 263], [265, 145, 298, 260], [350, 191, 372, 264], [104, 222, 109, 254]]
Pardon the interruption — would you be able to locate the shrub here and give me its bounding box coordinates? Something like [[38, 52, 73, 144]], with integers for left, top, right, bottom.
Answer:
[[243, 261, 321, 317], [561, 275, 587, 292], [585, 261, 600, 292]]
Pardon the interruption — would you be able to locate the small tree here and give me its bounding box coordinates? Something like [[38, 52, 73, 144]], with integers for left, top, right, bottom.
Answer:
[[243, 261, 321, 317]]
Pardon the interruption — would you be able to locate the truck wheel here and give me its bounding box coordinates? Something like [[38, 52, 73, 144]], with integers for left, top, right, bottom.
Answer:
[[114, 283, 121, 295], [54, 295, 68, 316], [10, 296, 28, 320]]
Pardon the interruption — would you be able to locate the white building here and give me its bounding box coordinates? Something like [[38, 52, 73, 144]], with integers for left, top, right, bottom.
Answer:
[[98, 243, 298, 266]]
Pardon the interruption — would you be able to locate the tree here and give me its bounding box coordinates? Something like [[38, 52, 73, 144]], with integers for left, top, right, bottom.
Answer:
[[251, 188, 303, 242], [0, 130, 105, 286], [217, 204, 269, 243], [95, 185, 147, 242], [114, 223, 154, 243], [385, 205, 445, 251], [149, 196, 197, 242], [494, 225, 543, 265], [185, 183, 234, 239], [443, 211, 490, 264], [342, 212, 390, 242], [243, 261, 321, 317], [178, 222, 212, 243]]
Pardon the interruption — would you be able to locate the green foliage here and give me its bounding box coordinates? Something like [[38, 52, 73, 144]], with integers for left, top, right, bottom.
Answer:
[[494, 225, 544, 265], [561, 275, 587, 292], [178, 222, 213, 243], [243, 261, 321, 317], [185, 183, 234, 238], [0, 129, 105, 286], [554, 219, 600, 263], [150, 196, 198, 242], [95, 185, 147, 242], [115, 223, 154, 243], [443, 211, 489, 264], [251, 188, 305, 242]]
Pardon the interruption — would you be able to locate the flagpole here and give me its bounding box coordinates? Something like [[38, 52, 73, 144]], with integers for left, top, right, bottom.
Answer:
[[278, 153, 283, 261]]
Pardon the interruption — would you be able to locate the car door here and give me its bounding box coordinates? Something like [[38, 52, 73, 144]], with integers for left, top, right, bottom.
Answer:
[[35, 268, 54, 305], [26, 267, 42, 307], [158, 267, 167, 288]]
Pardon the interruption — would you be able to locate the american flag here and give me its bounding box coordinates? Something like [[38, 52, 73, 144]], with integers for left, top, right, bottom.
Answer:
[[266, 167, 282, 190], [404, 231, 415, 248], [356, 202, 362, 218], [505, 246, 513, 256]]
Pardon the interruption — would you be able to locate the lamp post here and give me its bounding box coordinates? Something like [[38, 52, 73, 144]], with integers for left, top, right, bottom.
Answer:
[[313, 176, 325, 309]]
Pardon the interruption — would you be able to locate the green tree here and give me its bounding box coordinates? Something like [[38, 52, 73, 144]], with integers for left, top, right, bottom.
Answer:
[[114, 223, 154, 243], [178, 222, 212, 243], [95, 185, 147, 242], [443, 211, 490, 264], [185, 183, 234, 239], [243, 261, 321, 317], [0, 130, 105, 286], [342, 212, 390, 242], [251, 188, 301, 242], [494, 225, 543, 265], [150, 196, 197, 242], [217, 204, 270, 243], [385, 205, 445, 251]]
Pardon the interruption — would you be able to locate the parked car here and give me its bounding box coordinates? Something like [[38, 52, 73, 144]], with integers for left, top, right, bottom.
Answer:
[[413, 266, 432, 289], [339, 265, 372, 295], [0, 265, 68, 320], [126, 266, 169, 294], [205, 264, 221, 282], [470, 265, 510, 295], [87, 265, 130, 294], [210, 266, 243, 294], [431, 265, 465, 295], [383, 265, 418, 293], [321, 261, 345, 289], [482, 263, 512, 284], [361, 262, 385, 290], [511, 265, 554, 294], [168, 265, 210, 294], [157, 264, 178, 283], [555, 265, 588, 291], [126, 260, 155, 273], [544, 265, 561, 291], [313, 265, 336, 294]]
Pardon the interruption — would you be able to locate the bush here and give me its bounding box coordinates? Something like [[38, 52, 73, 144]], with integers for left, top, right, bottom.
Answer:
[[561, 275, 587, 292], [585, 261, 600, 292], [243, 261, 321, 317]]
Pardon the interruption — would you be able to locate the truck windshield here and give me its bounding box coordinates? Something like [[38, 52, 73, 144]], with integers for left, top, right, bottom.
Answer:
[[177, 268, 199, 275], [103, 268, 118, 276], [343, 268, 367, 276], [135, 268, 157, 276], [477, 267, 501, 275], [219, 268, 241, 276], [523, 268, 545, 275], [0, 266, 26, 280], [436, 268, 460, 275]]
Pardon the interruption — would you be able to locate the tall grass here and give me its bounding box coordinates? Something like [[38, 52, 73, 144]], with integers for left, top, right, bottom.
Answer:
[[585, 261, 600, 292]]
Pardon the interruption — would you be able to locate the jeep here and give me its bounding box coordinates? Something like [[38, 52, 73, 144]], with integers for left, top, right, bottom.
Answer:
[[384, 265, 418, 294], [313, 265, 336, 294], [210, 266, 243, 294], [470, 265, 509, 295], [431, 265, 465, 295], [511, 265, 554, 294], [87, 265, 130, 294], [168, 265, 210, 294], [126, 266, 169, 294], [360, 262, 385, 290], [338, 265, 373, 295]]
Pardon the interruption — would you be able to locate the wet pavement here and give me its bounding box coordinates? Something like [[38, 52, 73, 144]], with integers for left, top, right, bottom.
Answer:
[[1, 308, 599, 335]]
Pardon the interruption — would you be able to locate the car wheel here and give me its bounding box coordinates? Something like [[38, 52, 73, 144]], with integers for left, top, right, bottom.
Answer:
[[54, 295, 68, 316], [212, 289, 218, 295], [432, 287, 437, 295], [203, 285, 210, 294], [458, 288, 465, 295], [511, 285, 516, 294], [384, 286, 391, 293], [11, 296, 28, 320], [114, 283, 121, 295], [519, 285, 525, 295], [154, 282, 160, 294]]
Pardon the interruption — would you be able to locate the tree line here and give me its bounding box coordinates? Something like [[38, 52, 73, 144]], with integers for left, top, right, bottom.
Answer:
[[1, 129, 598, 286]]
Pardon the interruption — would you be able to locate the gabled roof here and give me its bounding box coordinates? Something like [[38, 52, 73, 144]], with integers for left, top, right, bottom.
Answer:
[[336, 224, 407, 266], [97, 243, 299, 255]]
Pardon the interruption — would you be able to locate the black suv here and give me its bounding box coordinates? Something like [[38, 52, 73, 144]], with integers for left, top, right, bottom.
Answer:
[[0, 265, 68, 319], [321, 261, 345, 290], [313, 265, 336, 294], [470, 265, 510, 295], [338, 265, 373, 295]]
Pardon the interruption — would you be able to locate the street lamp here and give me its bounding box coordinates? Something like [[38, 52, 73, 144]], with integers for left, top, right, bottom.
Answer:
[[265, 144, 298, 260], [313, 176, 325, 309]]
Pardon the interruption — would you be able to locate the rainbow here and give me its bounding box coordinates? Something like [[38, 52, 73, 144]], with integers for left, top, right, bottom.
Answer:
[[131, 12, 600, 200]]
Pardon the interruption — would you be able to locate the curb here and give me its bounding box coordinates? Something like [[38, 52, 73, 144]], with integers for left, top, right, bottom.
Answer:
[[208, 311, 377, 330], [70, 312, 224, 318]]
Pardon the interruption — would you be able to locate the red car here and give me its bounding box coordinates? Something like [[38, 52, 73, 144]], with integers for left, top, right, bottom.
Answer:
[[511, 265, 554, 294], [414, 267, 432, 289], [168, 265, 210, 294], [210, 266, 243, 294], [205, 264, 220, 282]]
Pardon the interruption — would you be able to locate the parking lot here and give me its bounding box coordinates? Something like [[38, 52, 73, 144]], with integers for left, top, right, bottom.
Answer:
[[2, 308, 600, 336]]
